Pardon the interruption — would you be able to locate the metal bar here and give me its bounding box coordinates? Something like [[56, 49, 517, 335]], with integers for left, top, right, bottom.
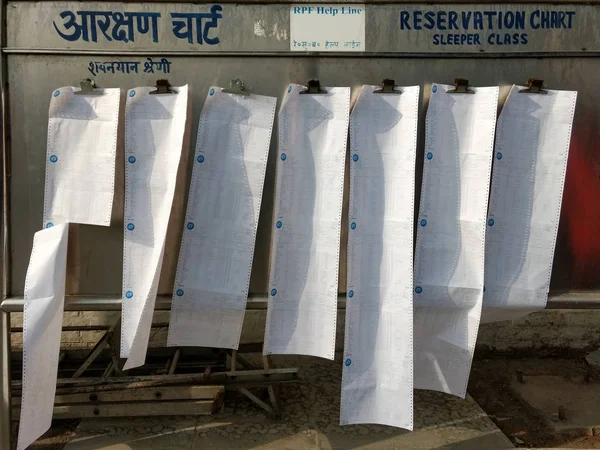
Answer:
[[2, 48, 600, 58], [0, 311, 10, 450], [5, 0, 600, 4], [3, 291, 600, 312]]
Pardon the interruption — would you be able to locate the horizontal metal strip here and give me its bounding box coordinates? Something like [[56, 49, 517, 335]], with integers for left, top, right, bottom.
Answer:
[[2, 291, 600, 312], [6, 0, 600, 4], [2, 48, 599, 58]]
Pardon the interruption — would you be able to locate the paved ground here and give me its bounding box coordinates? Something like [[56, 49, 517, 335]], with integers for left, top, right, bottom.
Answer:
[[62, 355, 513, 450]]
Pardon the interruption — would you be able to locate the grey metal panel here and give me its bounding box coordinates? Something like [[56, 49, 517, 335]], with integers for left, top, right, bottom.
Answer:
[[7, 55, 600, 296], [6, 3, 600, 54]]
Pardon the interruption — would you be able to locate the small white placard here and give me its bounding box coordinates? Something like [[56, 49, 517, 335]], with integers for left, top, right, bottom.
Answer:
[[290, 4, 366, 52]]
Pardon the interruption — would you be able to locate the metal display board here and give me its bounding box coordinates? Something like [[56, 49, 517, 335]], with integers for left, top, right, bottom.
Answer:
[[2, 1, 600, 448]]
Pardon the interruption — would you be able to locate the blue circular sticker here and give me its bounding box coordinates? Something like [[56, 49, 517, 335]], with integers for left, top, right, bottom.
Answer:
[[53, 90, 60, 98], [49, 155, 58, 163], [415, 286, 423, 294], [496, 152, 503, 160], [432, 85, 438, 93], [348, 290, 354, 298], [271, 288, 277, 296], [176, 289, 184, 297], [426, 152, 433, 160], [287, 86, 292, 93], [209, 88, 215, 96], [128, 156, 136, 164], [281, 153, 287, 161], [127, 223, 135, 231], [276, 221, 282, 229], [197, 155, 205, 163], [129, 90, 136, 98], [187, 222, 194, 230], [353, 154, 359, 162], [350, 222, 356, 230], [488, 218, 495, 226], [420, 219, 427, 227], [46, 222, 54, 228], [126, 291, 134, 299], [345, 359, 352, 367]]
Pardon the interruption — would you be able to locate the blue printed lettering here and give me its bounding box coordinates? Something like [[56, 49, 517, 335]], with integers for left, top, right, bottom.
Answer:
[[424, 11, 436, 30], [54, 5, 222, 45]]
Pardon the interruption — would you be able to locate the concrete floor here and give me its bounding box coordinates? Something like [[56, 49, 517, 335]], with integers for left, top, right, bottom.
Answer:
[[63, 355, 514, 450]]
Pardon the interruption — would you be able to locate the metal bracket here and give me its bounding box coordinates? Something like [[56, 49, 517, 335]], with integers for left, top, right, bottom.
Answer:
[[519, 78, 548, 94], [447, 78, 475, 94], [74, 78, 102, 96], [150, 79, 177, 95], [373, 79, 402, 95], [300, 80, 327, 95], [222, 78, 250, 96]]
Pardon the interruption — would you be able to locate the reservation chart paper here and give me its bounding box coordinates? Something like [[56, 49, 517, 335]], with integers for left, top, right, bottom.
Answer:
[[341, 85, 418, 430], [168, 87, 276, 349], [17, 224, 69, 450], [263, 84, 350, 360], [43, 86, 119, 227], [482, 85, 577, 322], [121, 85, 188, 369], [413, 83, 498, 397]]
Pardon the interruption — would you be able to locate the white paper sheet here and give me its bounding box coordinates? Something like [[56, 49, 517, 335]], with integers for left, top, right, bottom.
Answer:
[[341, 85, 418, 429], [121, 86, 187, 369], [168, 87, 276, 348], [44, 87, 120, 227], [263, 84, 350, 359], [17, 224, 69, 450], [482, 86, 577, 322], [413, 83, 498, 397]]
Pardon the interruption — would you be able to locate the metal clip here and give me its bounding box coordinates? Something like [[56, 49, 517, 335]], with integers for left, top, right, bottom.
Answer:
[[300, 80, 327, 95], [519, 78, 548, 94], [222, 79, 250, 96], [150, 79, 178, 95], [74, 78, 103, 96], [447, 78, 475, 94], [373, 79, 402, 95]]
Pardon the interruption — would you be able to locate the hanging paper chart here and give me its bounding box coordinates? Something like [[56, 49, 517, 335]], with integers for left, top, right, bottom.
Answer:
[[264, 84, 350, 360], [121, 85, 188, 369], [482, 85, 577, 322], [168, 87, 276, 349], [413, 83, 498, 397], [341, 84, 419, 430]]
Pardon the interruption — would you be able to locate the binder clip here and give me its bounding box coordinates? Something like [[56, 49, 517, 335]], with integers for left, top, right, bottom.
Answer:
[[373, 79, 401, 95], [150, 79, 178, 95], [519, 78, 547, 94], [74, 78, 102, 96], [300, 80, 327, 95], [447, 78, 475, 94], [222, 79, 250, 96]]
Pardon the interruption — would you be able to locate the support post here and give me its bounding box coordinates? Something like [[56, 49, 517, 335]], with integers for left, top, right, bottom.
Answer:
[[0, 310, 12, 449]]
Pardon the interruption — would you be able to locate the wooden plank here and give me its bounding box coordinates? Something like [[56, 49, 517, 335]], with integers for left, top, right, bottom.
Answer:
[[56, 385, 223, 404], [12, 385, 223, 406], [13, 400, 215, 419]]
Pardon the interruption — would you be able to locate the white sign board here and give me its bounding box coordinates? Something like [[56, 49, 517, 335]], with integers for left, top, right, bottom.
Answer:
[[290, 4, 366, 52]]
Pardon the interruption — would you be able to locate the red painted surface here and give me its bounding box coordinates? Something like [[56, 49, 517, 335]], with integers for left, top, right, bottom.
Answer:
[[561, 137, 600, 288]]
